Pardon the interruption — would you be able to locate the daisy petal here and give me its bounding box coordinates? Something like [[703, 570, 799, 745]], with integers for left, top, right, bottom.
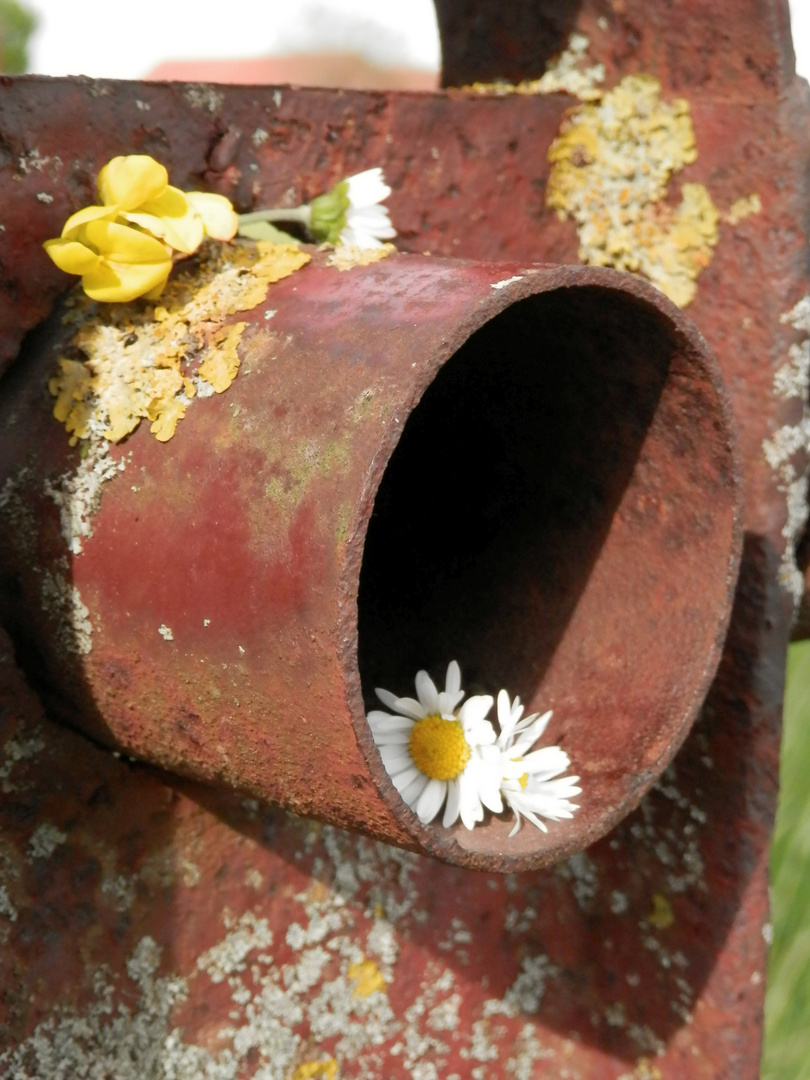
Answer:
[[458, 694, 494, 730], [445, 660, 461, 698], [522, 810, 549, 833], [521, 746, 571, 779], [458, 788, 485, 830], [367, 712, 414, 734], [442, 778, 462, 827], [416, 778, 446, 824], [371, 731, 412, 746], [414, 670, 440, 714], [399, 772, 428, 808], [391, 764, 421, 793], [379, 745, 411, 773], [390, 696, 427, 721], [375, 688, 399, 710], [345, 167, 391, 204]]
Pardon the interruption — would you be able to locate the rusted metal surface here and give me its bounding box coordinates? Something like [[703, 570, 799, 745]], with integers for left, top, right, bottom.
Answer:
[[434, 0, 796, 94], [0, 0, 808, 1073], [0, 624, 779, 1078], [0, 255, 741, 871]]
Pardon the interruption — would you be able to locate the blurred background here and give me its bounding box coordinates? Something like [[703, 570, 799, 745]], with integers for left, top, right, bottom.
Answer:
[[1, 0, 810, 1075], [1, 0, 441, 86]]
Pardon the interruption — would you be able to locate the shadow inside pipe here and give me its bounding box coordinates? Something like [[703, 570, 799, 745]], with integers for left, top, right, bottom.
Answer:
[[357, 283, 737, 863], [359, 286, 668, 701], [434, 0, 584, 87]]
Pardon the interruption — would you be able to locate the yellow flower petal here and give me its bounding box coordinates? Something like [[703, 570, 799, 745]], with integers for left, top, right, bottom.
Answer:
[[81, 258, 172, 303], [61, 203, 119, 239], [98, 155, 168, 211], [185, 191, 239, 240], [43, 237, 103, 275], [124, 185, 204, 254], [83, 219, 172, 264], [143, 279, 169, 301]]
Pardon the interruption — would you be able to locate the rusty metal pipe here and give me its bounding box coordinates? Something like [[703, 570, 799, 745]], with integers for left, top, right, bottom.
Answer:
[[0, 252, 741, 871]]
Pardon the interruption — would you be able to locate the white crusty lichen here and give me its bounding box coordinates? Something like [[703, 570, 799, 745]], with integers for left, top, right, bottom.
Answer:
[[0, 937, 191, 1079], [763, 294, 810, 606], [27, 823, 67, 860], [184, 84, 225, 113], [775, 295, 810, 400], [0, 884, 18, 922], [40, 568, 93, 655], [483, 954, 559, 1018], [464, 33, 605, 101], [0, 813, 681, 1076], [0, 727, 46, 794], [0, 468, 38, 558], [196, 910, 274, 983], [44, 438, 126, 555]]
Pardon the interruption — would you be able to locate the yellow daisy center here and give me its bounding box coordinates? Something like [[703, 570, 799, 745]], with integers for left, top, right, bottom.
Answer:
[[408, 714, 471, 780], [508, 756, 529, 789]]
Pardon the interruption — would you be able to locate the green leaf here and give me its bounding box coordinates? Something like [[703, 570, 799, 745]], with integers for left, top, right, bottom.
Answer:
[[237, 221, 301, 245]]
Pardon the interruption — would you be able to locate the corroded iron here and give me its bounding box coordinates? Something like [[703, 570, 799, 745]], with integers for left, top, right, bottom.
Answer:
[[0, 0, 808, 1073], [0, 253, 741, 871]]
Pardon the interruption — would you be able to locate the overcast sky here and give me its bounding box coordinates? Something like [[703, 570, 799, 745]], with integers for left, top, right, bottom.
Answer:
[[24, 0, 441, 78], [22, 0, 809, 80]]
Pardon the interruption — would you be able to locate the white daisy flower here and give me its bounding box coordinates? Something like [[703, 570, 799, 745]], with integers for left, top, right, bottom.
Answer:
[[309, 167, 396, 249], [338, 168, 396, 248], [495, 690, 582, 837], [367, 660, 502, 830]]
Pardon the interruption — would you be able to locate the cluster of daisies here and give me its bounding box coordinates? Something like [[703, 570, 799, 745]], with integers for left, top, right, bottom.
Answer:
[[44, 155, 396, 304], [368, 661, 581, 835]]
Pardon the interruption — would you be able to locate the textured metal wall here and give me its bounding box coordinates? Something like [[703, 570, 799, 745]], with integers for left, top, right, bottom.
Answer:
[[0, 1, 808, 1075]]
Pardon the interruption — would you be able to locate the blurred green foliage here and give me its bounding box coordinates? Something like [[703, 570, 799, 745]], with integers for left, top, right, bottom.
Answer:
[[0, 0, 36, 74], [763, 640, 810, 1078]]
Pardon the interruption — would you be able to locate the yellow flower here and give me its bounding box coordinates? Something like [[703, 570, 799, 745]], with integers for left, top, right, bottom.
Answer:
[[44, 211, 173, 303], [97, 155, 238, 247], [98, 155, 209, 253], [43, 154, 239, 302], [185, 190, 239, 241]]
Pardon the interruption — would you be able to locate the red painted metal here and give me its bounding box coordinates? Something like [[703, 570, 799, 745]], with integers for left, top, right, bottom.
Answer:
[[0, 0, 808, 1074], [0, 255, 741, 871]]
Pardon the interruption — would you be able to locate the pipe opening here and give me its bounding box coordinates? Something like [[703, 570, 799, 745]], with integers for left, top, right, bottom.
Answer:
[[357, 284, 736, 860]]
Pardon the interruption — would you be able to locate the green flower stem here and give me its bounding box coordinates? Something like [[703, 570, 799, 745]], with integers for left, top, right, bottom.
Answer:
[[237, 205, 312, 227]]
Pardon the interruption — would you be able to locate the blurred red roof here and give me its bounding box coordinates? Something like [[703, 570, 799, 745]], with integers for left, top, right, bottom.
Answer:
[[146, 52, 439, 90]]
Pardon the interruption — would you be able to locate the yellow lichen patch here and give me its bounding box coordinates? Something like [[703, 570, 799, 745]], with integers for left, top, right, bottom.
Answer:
[[463, 33, 604, 101], [547, 74, 719, 307], [289, 1059, 338, 1080], [626, 1058, 664, 1080], [647, 892, 675, 930], [327, 243, 396, 271], [725, 192, 762, 225], [192, 241, 310, 313], [148, 394, 187, 443], [49, 359, 95, 440], [347, 958, 387, 998], [50, 241, 310, 445], [197, 321, 246, 393]]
